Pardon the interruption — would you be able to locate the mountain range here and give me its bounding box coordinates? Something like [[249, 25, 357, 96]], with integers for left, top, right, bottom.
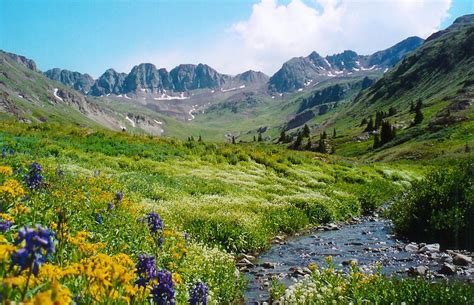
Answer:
[[42, 36, 422, 96]]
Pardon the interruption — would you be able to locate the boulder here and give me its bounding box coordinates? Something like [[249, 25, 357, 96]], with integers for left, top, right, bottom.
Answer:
[[438, 263, 456, 275], [453, 253, 472, 266], [418, 243, 440, 253], [237, 258, 254, 268], [405, 243, 419, 252], [409, 266, 429, 276], [261, 262, 276, 269]]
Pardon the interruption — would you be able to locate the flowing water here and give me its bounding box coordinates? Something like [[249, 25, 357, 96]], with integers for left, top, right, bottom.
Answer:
[[244, 217, 472, 304]]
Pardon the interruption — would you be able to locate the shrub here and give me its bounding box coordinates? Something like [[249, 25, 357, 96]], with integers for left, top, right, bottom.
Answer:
[[389, 159, 474, 250]]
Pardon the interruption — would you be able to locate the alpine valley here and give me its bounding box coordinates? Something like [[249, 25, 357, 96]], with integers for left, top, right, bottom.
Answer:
[[0, 9, 473, 305]]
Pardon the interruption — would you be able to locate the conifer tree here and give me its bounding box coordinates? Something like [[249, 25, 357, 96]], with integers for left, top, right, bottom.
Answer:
[[414, 106, 424, 125], [231, 136, 236, 144], [253, 135, 256, 142], [257, 133, 263, 142], [305, 138, 312, 150], [279, 131, 287, 143], [333, 128, 336, 138], [364, 117, 374, 132], [293, 133, 303, 149], [373, 134, 381, 149], [303, 124, 310, 137], [198, 135, 202, 142], [318, 138, 327, 153]]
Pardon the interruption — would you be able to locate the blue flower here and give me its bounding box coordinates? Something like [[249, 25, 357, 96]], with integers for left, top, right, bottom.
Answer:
[[0, 220, 12, 232], [24, 162, 44, 190], [10, 225, 55, 276], [95, 213, 103, 225], [189, 281, 208, 305], [145, 213, 163, 234], [115, 191, 123, 204], [135, 254, 157, 287], [151, 270, 175, 305], [107, 202, 114, 211]]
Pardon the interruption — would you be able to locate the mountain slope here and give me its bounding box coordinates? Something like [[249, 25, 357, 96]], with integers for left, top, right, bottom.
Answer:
[[269, 37, 423, 92], [321, 15, 474, 160]]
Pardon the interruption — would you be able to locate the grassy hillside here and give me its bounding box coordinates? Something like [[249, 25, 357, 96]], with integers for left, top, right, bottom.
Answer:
[[0, 120, 420, 303], [309, 15, 474, 161]]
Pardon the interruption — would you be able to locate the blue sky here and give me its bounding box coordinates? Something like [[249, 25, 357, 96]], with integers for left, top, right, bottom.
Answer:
[[1, 0, 472, 77]]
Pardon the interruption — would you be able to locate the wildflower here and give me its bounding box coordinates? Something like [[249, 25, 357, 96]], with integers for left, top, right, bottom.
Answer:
[[27, 280, 72, 305], [151, 270, 175, 305], [135, 254, 157, 287], [0, 165, 13, 176], [95, 213, 103, 225], [0, 179, 25, 198], [24, 162, 44, 190], [107, 202, 114, 211], [145, 213, 164, 234], [115, 191, 123, 204], [10, 225, 55, 276], [189, 281, 208, 305], [0, 220, 12, 232], [1, 148, 6, 158]]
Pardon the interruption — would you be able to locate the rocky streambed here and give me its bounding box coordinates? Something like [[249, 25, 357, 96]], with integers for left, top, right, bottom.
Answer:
[[241, 216, 473, 304]]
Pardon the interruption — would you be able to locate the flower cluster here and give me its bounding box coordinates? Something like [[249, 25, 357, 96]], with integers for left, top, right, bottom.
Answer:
[[151, 270, 175, 305], [189, 281, 208, 305], [10, 225, 55, 276], [136, 254, 158, 287], [145, 213, 164, 234], [24, 162, 44, 190], [0, 165, 13, 176]]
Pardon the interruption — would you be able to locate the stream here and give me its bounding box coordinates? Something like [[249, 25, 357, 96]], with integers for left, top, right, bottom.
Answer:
[[243, 216, 473, 304]]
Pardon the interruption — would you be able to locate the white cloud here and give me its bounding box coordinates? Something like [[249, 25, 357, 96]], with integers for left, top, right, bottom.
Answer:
[[126, 0, 452, 76]]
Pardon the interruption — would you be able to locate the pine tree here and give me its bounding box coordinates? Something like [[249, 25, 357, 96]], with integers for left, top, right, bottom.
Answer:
[[302, 124, 310, 137], [409, 101, 415, 113], [257, 133, 263, 142], [375, 111, 384, 129], [360, 118, 368, 127], [333, 128, 336, 138], [380, 121, 394, 145], [190, 136, 195, 142], [388, 106, 397, 116], [364, 117, 374, 132], [231, 136, 236, 144], [253, 135, 256, 142], [279, 131, 287, 143], [198, 135, 202, 142], [318, 138, 327, 153], [321, 131, 327, 140], [373, 134, 381, 149], [293, 133, 303, 149], [305, 138, 312, 150], [414, 106, 423, 125]]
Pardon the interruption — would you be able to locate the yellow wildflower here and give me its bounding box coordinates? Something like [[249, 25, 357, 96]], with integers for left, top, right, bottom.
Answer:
[[11, 204, 29, 215], [0, 243, 16, 262], [0, 166, 13, 176], [0, 179, 25, 198], [0, 213, 14, 222], [172, 272, 183, 285], [25, 281, 72, 305]]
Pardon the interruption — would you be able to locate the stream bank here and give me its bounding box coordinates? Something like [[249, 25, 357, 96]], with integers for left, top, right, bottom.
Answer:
[[241, 216, 474, 304]]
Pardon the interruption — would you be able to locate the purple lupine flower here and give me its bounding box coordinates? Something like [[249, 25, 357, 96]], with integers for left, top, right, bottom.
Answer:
[[189, 281, 209, 305], [1, 148, 6, 158], [135, 254, 157, 287], [157, 236, 164, 249], [151, 270, 175, 305], [10, 225, 55, 276], [24, 162, 44, 190], [0, 220, 12, 232], [145, 213, 163, 234], [107, 202, 114, 211], [95, 213, 103, 225], [115, 191, 123, 204]]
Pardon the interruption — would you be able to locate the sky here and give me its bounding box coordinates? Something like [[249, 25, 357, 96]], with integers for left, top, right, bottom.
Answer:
[[1, 0, 473, 78]]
